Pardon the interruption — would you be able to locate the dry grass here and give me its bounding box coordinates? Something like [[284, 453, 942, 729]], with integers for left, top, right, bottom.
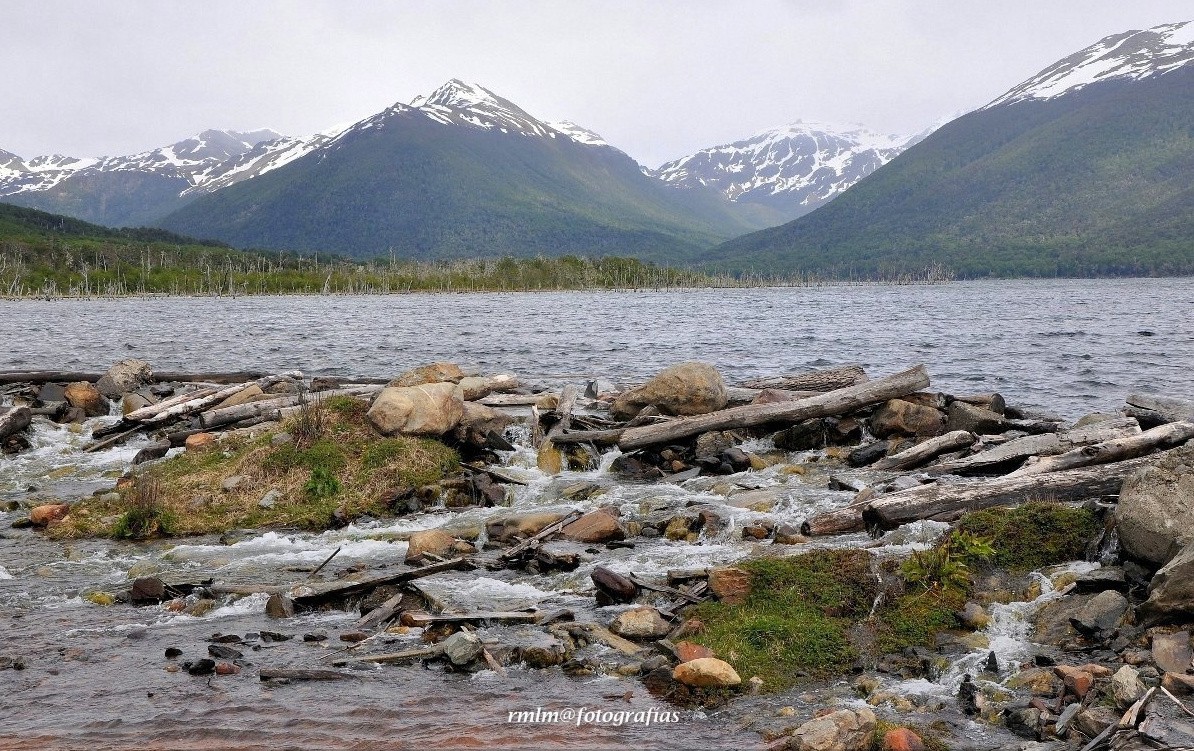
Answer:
[[52, 397, 459, 538]]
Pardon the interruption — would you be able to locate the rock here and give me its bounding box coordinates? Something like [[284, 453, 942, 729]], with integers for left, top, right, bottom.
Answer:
[[1162, 672, 1194, 695], [130, 577, 166, 603], [85, 591, 116, 606], [610, 362, 727, 420], [772, 420, 826, 451], [708, 567, 751, 605], [561, 509, 626, 543], [389, 362, 465, 387], [258, 490, 282, 509], [405, 529, 457, 563], [96, 359, 153, 398], [1141, 542, 1194, 625], [1071, 567, 1129, 594], [1110, 665, 1145, 709], [1007, 667, 1062, 696], [185, 432, 217, 452], [339, 632, 368, 643], [788, 708, 876, 751], [846, 441, 890, 468], [1115, 444, 1194, 566], [486, 511, 567, 543], [1072, 708, 1119, 740], [208, 644, 243, 659], [214, 662, 240, 676], [1070, 590, 1129, 635], [29, 504, 70, 526], [1054, 665, 1094, 699], [958, 602, 990, 630], [221, 475, 246, 492], [561, 482, 603, 501], [724, 488, 779, 512], [610, 607, 672, 639], [773, 523, 807, 545], [1006, 708, 1041, 740], [946, 401, 1015, 434], [132, 440, 170, 465], [186, 658, 216, 676], [882, 728, 926, 751], [453, 401, 512, 443], [694, 431, 738, 463], [674, 641, 715, 662], [442, 631, 483, 667], [870, 399, 947, 438], [121, 393, 152, 415], [367, 382, 464, 436], [1151, 631, 1192, 674], [671, 657, 741, 688], [265, 593, 295, 619], [214, 384, 264, 409], [591, 566, 637, 603], [64, 381, 107, 417]]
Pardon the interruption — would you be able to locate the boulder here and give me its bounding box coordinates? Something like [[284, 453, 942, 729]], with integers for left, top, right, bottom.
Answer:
[[1163, 672, 1194, 695], [454, 401, 512, 438], [788, 708, 877, 751], [869, 399, 946, 438], [455, 373, 518, 401], [214, 384, 264, 409], [1150, 630, 1192, 674], [1139, 542, 1194, 625], [367, 382, 464, 436], [265, 593, 295, 619], [881, 728, 926, 751], [130, 576, 166, 603], [121, 393, 152, 415], [945, 401, 1014, 435], [64, 381, 107, 417], [610, 607, 671, 639], [1069, 590, 1130, 635], [1115, 444, 1194, 566], [671, 657, 741, 688], [772, 420, 826, 451], [442, 630, 483, 667], [561, 509, 626, 543], [486, 511, 568, 543], [389, 362, 465, 387], [708, 567, 752, 605], [674, 641, 715, 662], [0, 406, 32, 441], [96, 359, 153, 398], [30, 504, 70, 526], [185, 432, 217, 452], [405, 529, 457, 563], [610, 362, 727, 420]]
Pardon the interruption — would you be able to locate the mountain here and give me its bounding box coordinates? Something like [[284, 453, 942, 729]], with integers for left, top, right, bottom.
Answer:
[[0, 129, 282, 227], [651, 122, 920, 220], [155, 80, 780, 261], [711, 21, 1194, 278]]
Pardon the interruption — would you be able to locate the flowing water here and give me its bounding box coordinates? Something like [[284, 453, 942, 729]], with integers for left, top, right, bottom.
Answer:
[[2, 279, 1193, 749]]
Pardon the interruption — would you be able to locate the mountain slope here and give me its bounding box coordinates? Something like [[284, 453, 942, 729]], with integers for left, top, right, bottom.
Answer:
[[652, 122, 917, 220], [156, 81, 778, 261], [711, 21, 1194, 278], [0, 129, 281, 227]]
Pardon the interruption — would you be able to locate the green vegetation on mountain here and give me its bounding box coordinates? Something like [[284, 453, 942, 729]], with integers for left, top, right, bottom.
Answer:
[[155, 110, 780, 263], [710, 70, 1194, 278], [4, 172, 197, 229], [0, 202, 744, 296]]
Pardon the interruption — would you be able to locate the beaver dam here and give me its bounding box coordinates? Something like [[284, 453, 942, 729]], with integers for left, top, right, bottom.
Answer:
[[2, 359, 1194, 751]]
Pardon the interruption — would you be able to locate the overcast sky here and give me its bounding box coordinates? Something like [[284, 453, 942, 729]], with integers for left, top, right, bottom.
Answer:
[[5, 1, 1192, 167]]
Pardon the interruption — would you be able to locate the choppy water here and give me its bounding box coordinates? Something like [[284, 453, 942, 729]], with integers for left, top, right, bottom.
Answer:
[[2, 279, 1193, 749], [3, 278, 1193, 418]]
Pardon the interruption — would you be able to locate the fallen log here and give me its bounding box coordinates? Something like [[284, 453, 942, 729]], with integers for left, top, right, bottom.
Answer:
[[923, 418, 1140, 476], [399, 610, 541, 627], [127, 372, 302, 424], [197, 385, 378, 429], [83, 425, 145, 453], [0, 370, 104, 385], [259, 668, 356, 681], [549, 428, 625, 446], [121, 386, 217, 422], [739, 364, 868, 392], [1125, 393, 1194, 426], [153, 371, 270, 385], [872, 431, 976, 471], [611, 365, 930, 451], [863, 450, 1175, 531], [286, 556, 473, 609], [461, 462, 530, 486], [800, 497, 877, 537], [331, 645, 443, 667], [1008, 421, 1194, 477], [0, 407, 32, 441], [478, 393, 558, 407]]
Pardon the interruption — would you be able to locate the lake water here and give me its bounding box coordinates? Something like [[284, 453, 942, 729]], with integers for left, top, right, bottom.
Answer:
[[1, 278, 1192, 749]]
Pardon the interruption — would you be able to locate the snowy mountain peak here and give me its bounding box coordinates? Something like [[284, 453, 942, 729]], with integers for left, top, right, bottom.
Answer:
[[411, 79, 504, 111], [986, 20, 1194, 108], [407, 79, 554, 138], [547, 121, 610, 147], [651, 121, 926, 218]]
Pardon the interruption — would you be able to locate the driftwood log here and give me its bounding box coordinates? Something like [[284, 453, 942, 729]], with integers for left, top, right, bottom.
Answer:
[[612, 365, 929, 450], [923, 418, 1141, 476], [1008, 421, 1194, 477], [0, 370, 279, 386], [739, 364, 868, 392], [197, 386, 378, 429], [862, 450, 1174, 531], [872, 431, 976, 471], [125, 372, 302, 424]]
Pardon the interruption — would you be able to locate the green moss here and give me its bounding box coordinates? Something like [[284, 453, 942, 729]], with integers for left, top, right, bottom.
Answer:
[[875, 592, 963, 655], [262, 439, 347, 474], [361, 437, 461, 487], [957, 501, 1099, 571]]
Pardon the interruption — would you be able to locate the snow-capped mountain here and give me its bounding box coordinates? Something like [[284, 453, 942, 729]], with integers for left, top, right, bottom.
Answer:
[[651, 122, 922, 219], [986, 20, 1194, 108]]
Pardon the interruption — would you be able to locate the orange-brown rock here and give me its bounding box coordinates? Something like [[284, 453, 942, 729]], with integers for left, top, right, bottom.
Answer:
[[1054, 665, 1095, 699], [708, 566, 752, 605], [185, 432, 217, 452], [882, 728, 926, 751], [561, 509, 626, 543], [64, 382, 107, 417], [30, 504, 70, 526], [869, 399, 946, 438], [405, 529, 457, 563], [389, 362, 465, 387], [672, 657, 741, 688], [674, 641, 715, 663]]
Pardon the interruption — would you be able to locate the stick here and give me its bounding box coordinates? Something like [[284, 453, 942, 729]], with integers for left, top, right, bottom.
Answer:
[[307, 547, 342, 580]]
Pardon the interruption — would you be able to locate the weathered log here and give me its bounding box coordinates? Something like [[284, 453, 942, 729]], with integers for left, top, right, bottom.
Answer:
[[287, 556, 474, 609], [83, 425, 145, 453], [863, 451, 1175, 531], [1125, 393, 1194, 426], [610, 365, 929, 451], [259, 668, 356, 681], [399, 610, 541, 627], [951, 393, 1007, 415], [549, 428, 625, 446], [1009, 422, 1194, 477], [0, 407, 32, 441], [122, 386, 217, 422], [800, 500, 872, 537], [152, 371, 270, 384], [127, 373, 301, 424], [739, 364, 868, 392], [499, 510, 584, 562], [478, 393, 558, 407], [197, 386, 377, 429], [872, 431, 976, 471], [331, 645, 443, 666], [923, 418, 1141, 476], [0, 370, 105, 385], [461, 462, 530, 486]]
